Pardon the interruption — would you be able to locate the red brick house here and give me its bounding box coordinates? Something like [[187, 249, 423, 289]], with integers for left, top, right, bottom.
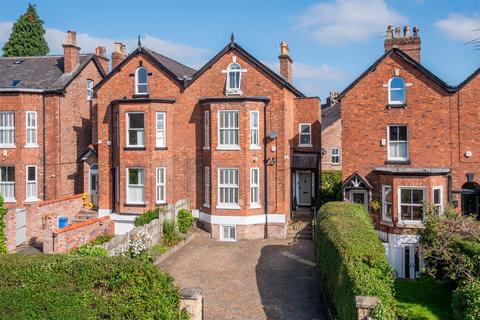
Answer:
[[340, 25, 480, 278], [321, 92, 341, 171], [94, 37, 321, 239], [0, 31, 106, 247]]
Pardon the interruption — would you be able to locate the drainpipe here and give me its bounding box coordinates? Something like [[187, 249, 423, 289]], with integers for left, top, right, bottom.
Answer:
[[42, 95, 46, 201], [263, 101, 270, 239]]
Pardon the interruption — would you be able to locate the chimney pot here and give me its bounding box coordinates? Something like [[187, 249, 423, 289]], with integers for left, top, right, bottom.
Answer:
[[404, 25, 410, 39], [386, 25, 393, 40], [413, 26, 419, 37], [278, 41, 292, 83], [62, 30, 80, 73], [65, 30, 77, 46], [394, 26, 401, 38], [111, 42, 127, 70], [384, 24, 421, 63]]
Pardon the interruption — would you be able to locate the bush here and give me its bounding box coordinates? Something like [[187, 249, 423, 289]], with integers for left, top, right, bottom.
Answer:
[[150, 244, 168, 260], [452, 280, 480, 320], [162, 220, 181, 247], [321, 171, 342, 205], [134, 207, 163, 227], [0, 195, 8, 254], [178, 209, 194, 233], [315, 202, 396, 320], [73, 244, 108, 257], [89, 235, 114, 245], [0, 254, 189, 320]]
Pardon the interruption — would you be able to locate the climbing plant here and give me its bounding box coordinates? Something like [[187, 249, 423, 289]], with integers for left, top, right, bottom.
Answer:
[[0, 195, 8, 254]]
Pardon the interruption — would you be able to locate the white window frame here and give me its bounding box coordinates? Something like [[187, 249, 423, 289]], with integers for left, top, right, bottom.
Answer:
[[0, 166, 15, 202], [204, 166, 210, 207], [25, 165, 38, 201], [220, 225, 236, 241], [126, 112, 145, 147], [0, 111, 15, 148], [217, 168, 240, 209], [398, 187, 425, 224], [250, 167, 260, 208], [226, 63, 242, 95], [155, 167, 166, 204], [249, 111, 260, 149], [432, 186, 443, 215], [25, 111, 37, 147], [217, 110, 240, 150], [204, 110, 210, 149], [135, 67, 148, 95], [331, 147, 340, 164], [382, 185, 392, 222], [349, 190, 367, 211], [86, 79, 94, 100], [388, 77, 406, 105], [155, 112, 166, 148], [126, 168, 145, 205], [387, 125, 409, 161], [299, 123, 312, 147]]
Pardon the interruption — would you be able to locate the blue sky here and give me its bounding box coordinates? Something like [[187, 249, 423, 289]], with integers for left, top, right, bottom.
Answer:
[[1, 0, 479, 100]]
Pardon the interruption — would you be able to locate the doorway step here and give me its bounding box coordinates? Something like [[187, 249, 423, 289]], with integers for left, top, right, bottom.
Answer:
[[287, 213, 314, 240]]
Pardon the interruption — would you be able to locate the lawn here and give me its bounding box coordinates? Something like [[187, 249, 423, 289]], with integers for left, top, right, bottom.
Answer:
[[395, 277, 453, 320]]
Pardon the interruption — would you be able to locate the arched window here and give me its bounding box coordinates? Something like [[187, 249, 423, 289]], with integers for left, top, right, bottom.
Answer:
[[226, 63, 242, 94], [135, 67, 148, 94], [388, 77, 406, 105]]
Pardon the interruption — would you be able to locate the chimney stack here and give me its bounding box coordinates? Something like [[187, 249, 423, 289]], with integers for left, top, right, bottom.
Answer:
[[111, 42, 127, 70], [384, 25, 421, 63], [62, 31, 80, 73], [95, 46, 110, 74], [278, 41, 292, 83]]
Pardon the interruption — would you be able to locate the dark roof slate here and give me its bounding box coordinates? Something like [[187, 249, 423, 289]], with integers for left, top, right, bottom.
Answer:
[[321, 102, 340, 131], [143, 48, 196, 78], [0, 54, 99, 91]]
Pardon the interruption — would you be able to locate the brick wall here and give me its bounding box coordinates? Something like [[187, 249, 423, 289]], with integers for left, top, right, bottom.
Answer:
[[321, 119, 341, 171], [43, 215, 113, 253], [4, 209, 16, 251]]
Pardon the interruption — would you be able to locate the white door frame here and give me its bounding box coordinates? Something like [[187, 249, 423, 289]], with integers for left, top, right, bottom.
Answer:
[[403, 244, 421, 279], [349, 190, 368, 210], [89, 164, 99, 206], [296, 170, 312, 206]]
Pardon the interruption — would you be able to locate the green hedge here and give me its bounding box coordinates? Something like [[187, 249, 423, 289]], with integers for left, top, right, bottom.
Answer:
[[452, 280, 480, 320], [321, 170, 342, 205], [134, 207, 161, 227], [315, 202, 396, 319], [0, 254, 188, 320], [177, 209, 194, 234]]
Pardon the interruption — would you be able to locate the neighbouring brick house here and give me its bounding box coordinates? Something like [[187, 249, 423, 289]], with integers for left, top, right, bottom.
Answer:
[[0, 31, 106, 248], [94, 37, 321, 239], [321, 92, 341, 171], [340, 25, 480, 278]]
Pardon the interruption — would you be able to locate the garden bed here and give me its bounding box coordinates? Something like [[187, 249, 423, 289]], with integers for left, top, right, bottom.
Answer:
[[395, 277, 453, 320]]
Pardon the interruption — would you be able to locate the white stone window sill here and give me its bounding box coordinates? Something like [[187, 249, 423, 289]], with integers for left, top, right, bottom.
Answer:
[[216, 204, 241, 210], [298, 144, 313, 148], [203, 203, 210, 208], [249, 204, 262, 209], [4, 198, 16, 203], [226, 90, 242, 96], [25, 198, 40, 203], [156, 201, 167, 205], [249, 146, 261, 150], [0, 145, 16, 149], [24, 144, 39, 149], [125, 202, 146, 206], [216, 146, 241, 151]]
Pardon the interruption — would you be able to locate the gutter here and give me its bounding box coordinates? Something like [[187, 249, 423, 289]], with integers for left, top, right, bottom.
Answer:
[[42, 95, 46, 201], [263, 100, 270, 239]]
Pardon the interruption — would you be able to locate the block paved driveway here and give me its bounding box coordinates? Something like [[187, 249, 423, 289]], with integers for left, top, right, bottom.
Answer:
[[158, 238, 331, 320]]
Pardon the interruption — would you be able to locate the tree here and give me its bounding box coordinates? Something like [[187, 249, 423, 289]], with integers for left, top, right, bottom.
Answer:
[[2, 3, 49, 57]]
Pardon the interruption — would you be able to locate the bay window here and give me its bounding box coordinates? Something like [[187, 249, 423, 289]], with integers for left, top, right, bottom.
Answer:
[[218, 168, 239, 208], [156, 112, 166, 148], [0, 112, 15, 147], [26, 165, 37, 201], [26, 111, 37, 147], [399, 187, 425, 222], [204, 111, 210, 149], [126, 112, 145, 147], [218, 110, 239, 149], [204, 167, 210, 207], [250, 111, 259, 149], [0, 166, 15, 202], [126, 168, 145, 204], [250, 168, 260, 208], [382, 185, 392, 221], [156, 167, 166, 204], [433, 187, 443, 215]]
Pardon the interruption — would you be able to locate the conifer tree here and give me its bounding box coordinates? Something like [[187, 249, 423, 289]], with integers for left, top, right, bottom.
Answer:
[[2, 3, 49, 57]]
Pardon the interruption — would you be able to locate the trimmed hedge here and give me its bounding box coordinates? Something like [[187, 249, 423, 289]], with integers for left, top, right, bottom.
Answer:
[[134, 207, 161, 227], [452, 280, 480, 320], [315, 202, 396, 319], [177, 209, 194, 234], [0, 254, 188, 320], [321, 170, 342, 205]]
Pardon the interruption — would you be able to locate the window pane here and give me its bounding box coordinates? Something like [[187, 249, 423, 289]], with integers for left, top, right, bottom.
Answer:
[[398, 126, 407, 141], [412, 189, 424, 204], [137, 68, 147, 83], [401, 205, 411, 220], [389, 126, 398, 141], [390, 89, 405, 103], [129, 169, 139, 184], [390, 77, 405, 89], [412, 206, 423, 220], [434, 189, 441, 204], [129, 114, 144, 129], [300, 134, 310, 144], [27, 167, 35, 181], [301, 125, 310, 134], [401, 189, 411, 203]]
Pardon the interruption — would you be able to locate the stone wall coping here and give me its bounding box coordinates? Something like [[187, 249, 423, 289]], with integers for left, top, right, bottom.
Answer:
[[54, 216, 109, 234], [355, 296, 379, 309], [181, 287, 205, 300], [39, 194, 84, 207]]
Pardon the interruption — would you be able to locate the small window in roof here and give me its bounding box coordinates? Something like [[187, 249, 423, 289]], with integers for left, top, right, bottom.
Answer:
[[10, 80, 21, 87], [13, 60, 23, 65]]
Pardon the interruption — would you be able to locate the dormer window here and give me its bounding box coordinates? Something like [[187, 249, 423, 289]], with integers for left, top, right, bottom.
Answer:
[[226, 63, 242, 95], [135, 67, 148, 95], [388, 77, 406, 105]]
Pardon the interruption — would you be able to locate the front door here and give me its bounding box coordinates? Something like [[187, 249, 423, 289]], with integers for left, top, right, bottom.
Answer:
[[15, 209, 26, 246], [462, 193, 480, 218], [404, 245, 420, 279], [298, 171, 312, 206], [90, 165, 99, 208], [350, 190, 367, 210]]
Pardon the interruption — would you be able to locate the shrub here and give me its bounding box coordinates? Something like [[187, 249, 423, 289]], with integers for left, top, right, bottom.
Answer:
[[321, 171, 342, 205], [178, 209, 194, 233], [89, 235, 114, 245], [0, 195, 7, 254], [162, 220, 181, 247], [122, 229, 153, 262], [315, 202, 396, 320], [73, 244, 108, 257], [150, 244, 168, 260], [452, 280, 480, 320], [0, 254, 189, 320], [134, 207, 164, 227]]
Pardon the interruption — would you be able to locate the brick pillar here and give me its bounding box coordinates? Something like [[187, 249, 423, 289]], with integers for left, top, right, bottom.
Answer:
[[355, 295, 379, 320], [180, 288, 204, 320]]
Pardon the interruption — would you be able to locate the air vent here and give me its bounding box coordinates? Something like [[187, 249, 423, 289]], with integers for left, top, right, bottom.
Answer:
[[12, 60, 23, 65]]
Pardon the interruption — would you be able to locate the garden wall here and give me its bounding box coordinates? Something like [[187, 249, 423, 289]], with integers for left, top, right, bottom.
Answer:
[[43, 216, 114, 253]]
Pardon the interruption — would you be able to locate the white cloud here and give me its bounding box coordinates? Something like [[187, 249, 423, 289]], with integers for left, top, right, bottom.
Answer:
[[294, 0, 406, 46], [434, 14, 480, 42], [0, 21, 210, 67]]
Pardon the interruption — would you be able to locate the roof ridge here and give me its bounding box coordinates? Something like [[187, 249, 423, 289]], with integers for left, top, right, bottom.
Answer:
[[0, 53, 93, 59]]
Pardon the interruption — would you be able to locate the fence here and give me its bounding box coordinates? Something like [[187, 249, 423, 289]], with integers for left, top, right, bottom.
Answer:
[[101, 198, 190, 256]]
